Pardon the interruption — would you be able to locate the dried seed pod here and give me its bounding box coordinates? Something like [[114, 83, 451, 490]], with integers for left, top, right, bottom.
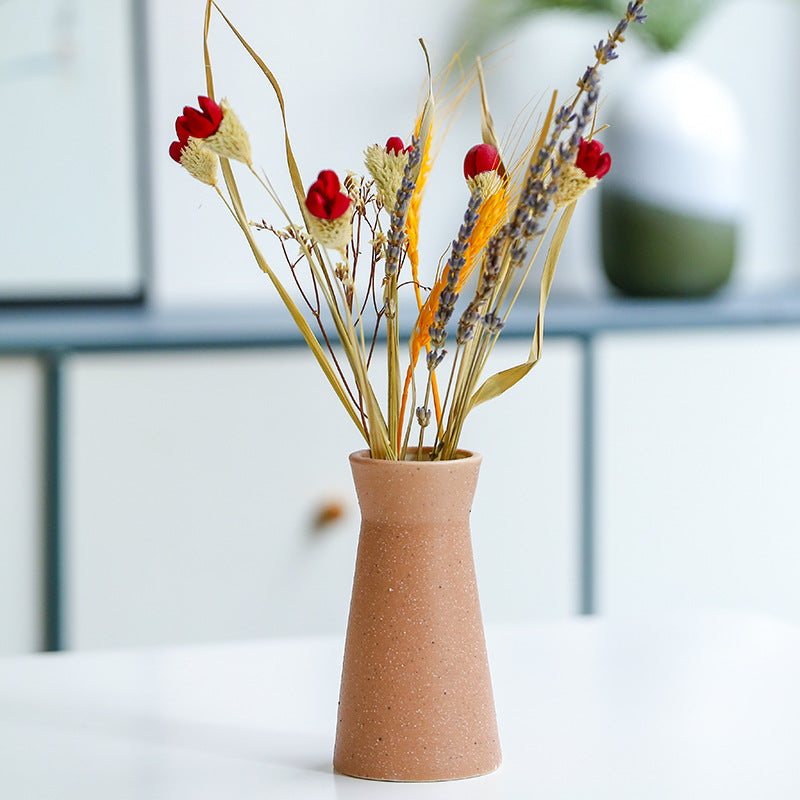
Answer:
[[553, 163, 596, 208], [364, 138, 411, 208], [170, 138, 218, 186], [306, 214, 352, 251], [203, 99, 252, 166], [304, 170, 353, 251]]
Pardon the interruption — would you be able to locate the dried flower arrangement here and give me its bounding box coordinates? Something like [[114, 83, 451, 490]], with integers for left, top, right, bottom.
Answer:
[[171, 0, 646, 461]]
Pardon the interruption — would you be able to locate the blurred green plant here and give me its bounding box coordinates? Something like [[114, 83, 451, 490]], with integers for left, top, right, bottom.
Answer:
[[462, 0, 716, 53]]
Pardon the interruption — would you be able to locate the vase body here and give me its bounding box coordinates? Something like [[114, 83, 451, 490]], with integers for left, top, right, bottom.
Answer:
[[334, 449, 501, 782], [600, 54, 744, 297]]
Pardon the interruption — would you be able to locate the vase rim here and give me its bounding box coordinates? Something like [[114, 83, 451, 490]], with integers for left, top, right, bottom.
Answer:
[[349, 447, 481, 466]]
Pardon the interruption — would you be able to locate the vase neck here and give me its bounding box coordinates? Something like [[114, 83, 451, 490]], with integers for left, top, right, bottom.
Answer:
[[349, 452, 481, 524]]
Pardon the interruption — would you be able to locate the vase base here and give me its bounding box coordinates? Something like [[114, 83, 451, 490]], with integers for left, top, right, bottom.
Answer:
[[333, 756, 502, 783]]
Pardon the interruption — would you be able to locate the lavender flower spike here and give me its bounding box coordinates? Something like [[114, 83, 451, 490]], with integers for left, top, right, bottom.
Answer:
[[384, 137, 421, 277], [627, 1, 647, 24], [456, 228, 506, 345], [596, 0, 647, 65], [427, 187, 483, 359]]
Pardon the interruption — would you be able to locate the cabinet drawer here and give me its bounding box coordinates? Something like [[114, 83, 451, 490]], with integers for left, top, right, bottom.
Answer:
[[462, 339, 582, 621]]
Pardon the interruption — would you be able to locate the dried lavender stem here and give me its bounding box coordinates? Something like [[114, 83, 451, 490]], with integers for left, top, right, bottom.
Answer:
[[415, 376, 433, 459], [384, 139, 421, 452], [410, 188, 483, 457], [426, 188, 484, 355], [431, 342, 463, 456]]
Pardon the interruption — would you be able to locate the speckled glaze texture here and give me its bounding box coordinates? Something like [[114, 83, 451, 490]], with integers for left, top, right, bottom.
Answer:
[[334, 449, 501, 782]]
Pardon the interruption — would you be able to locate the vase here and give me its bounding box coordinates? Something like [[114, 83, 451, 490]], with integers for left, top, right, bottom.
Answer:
[[333, 448, 501, 782], [600, 53, 744, 296]]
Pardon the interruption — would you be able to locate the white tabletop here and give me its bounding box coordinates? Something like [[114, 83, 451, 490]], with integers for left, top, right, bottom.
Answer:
[[2, 614, 800, 799]]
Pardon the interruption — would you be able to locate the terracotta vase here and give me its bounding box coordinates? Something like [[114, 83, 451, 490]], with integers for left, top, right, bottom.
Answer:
[[334, 448, 501, 782]]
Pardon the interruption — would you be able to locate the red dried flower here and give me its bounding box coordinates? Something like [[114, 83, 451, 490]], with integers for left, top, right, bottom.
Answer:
[[170, 117, 190, 163], [169, 140, 185, 163], [305, 170, 351, 220], [178, 96, 223, 140], [463, 144, 500, 179], [576, 138, 611, 179], [385, 137, 412, 156], [170, 97, 224, 163]]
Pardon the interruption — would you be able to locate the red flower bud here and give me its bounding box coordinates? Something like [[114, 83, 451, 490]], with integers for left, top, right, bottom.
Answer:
[[576, 138, 611, 179], [176, 96, 223, 141], [305, 170, 351, 220], [175, 117, 192, 144], [463, 143, 500, 180], [385, 137, 406, 156], [169, 140, 186, 163]]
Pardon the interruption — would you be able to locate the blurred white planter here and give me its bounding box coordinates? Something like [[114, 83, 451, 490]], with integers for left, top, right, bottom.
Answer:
[[600, 54, 745, 296]]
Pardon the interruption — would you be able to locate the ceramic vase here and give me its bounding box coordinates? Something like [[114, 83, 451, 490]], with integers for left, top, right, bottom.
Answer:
[[600, 53, 744, 296], [333, 448, 501, 782]]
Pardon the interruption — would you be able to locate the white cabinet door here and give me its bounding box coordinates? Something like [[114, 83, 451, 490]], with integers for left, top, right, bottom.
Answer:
[[596, 329, 800, 620], [65, 348, 364, 650], [65, 340, 582, 650], [0, 357, 43, 654], [461, 339, 583, 622]]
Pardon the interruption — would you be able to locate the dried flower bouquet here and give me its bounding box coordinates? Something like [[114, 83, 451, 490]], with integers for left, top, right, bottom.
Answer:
[[171, 0, 646, 461]]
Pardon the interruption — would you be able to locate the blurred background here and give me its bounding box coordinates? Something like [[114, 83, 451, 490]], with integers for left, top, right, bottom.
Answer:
[[1, 0, 800, 655]]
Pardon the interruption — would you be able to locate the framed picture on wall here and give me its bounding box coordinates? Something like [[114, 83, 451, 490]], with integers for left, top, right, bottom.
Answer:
[[0, 0, 148, 304]]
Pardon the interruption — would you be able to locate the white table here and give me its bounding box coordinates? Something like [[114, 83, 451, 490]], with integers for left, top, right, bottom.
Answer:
[[2, 614, 800, 798]]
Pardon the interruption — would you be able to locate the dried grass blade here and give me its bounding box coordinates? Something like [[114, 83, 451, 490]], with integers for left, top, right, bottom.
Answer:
[[477, 57, 501, 153], [531, 200, 575, 360], [412, 39, 435, 185], [532, 91, 558, 170], [468, 201, 576, 411], [211, 2, 308, 221], [203, 1, 215, 97]]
